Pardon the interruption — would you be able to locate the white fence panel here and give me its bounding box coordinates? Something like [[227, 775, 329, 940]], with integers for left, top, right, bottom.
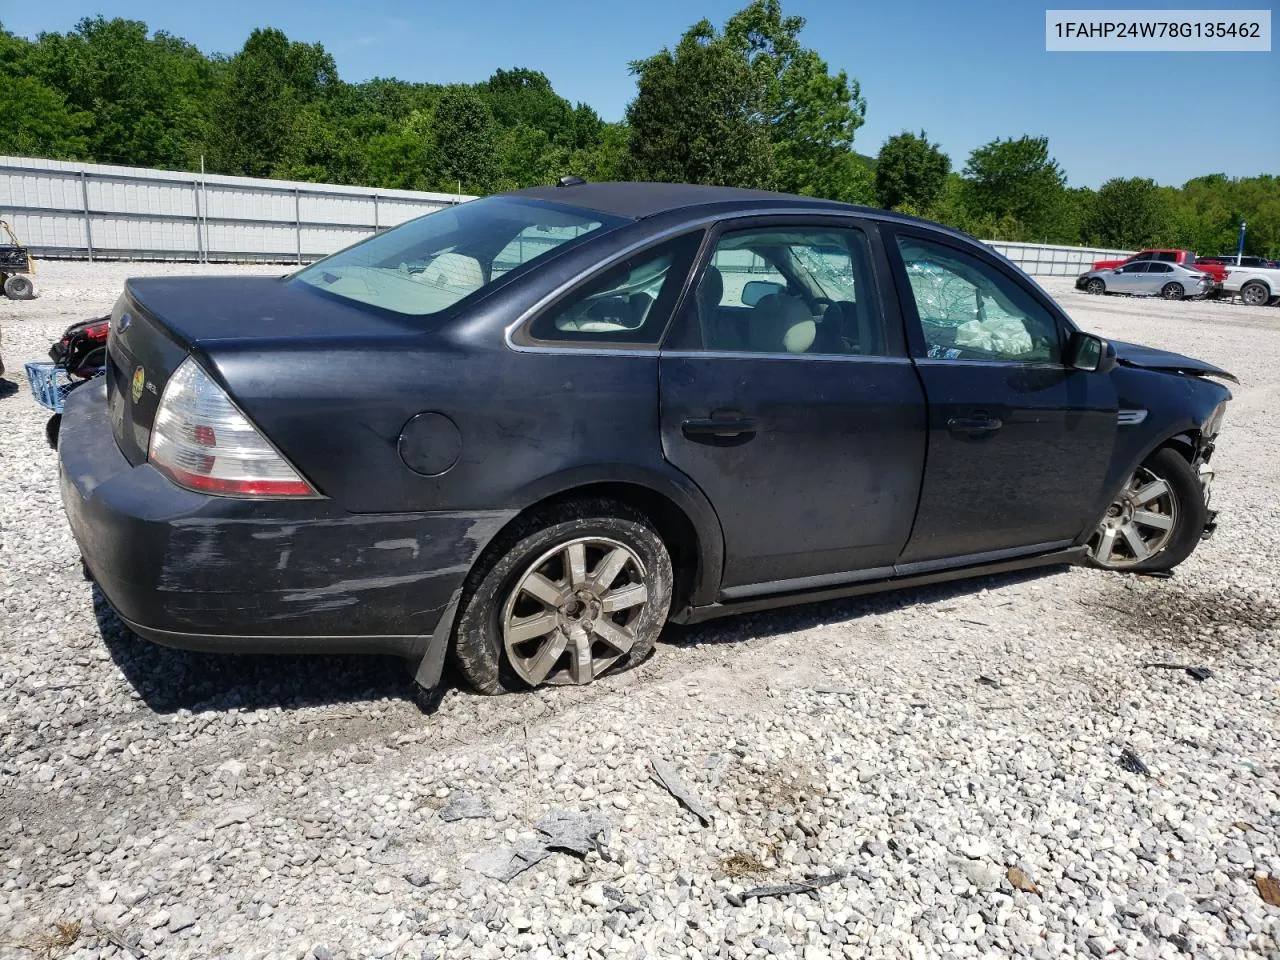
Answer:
[[0, 155, 468, 263], [1, 155, 1137, 275], [987, 240, 1133, 276]]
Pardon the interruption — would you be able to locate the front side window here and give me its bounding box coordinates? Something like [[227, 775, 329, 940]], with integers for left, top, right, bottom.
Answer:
[[523, 233, 703, 346], [292, 197, 622, 317], [691, 226, 886, 356], [897, 235, 1062, 363], [1149, 263, 1173, 274]]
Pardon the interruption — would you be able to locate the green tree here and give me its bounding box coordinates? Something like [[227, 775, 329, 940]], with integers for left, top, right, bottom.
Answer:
[[722, 0, 866, 196], [23, 17, 215, 169], [875, 131, 950, 211], [428, 86, 498, 194], [569, 122, 630, 183], [1082, 177, 1171, 247], [961, 136, 1067, 240], [624, 19, 774, 188], [206, 28, 338, 178], [0, 30, 90, 158]]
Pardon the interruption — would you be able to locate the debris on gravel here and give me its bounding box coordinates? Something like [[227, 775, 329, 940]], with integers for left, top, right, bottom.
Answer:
[[1, 261, 1278, 958]]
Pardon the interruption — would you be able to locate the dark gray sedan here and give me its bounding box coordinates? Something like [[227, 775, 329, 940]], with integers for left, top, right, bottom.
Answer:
[[1076, 261, 1214, 300], [59, 181, 1234, 694]]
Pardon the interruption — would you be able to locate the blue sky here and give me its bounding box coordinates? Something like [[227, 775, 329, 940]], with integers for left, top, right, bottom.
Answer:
[[5, 0, 1277, 187]]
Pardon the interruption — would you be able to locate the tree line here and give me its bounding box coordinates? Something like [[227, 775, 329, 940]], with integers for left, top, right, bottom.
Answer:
[[2, 3, 1276, 256]]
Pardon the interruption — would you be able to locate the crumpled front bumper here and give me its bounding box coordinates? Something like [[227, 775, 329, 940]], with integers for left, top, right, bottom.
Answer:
[[1198, 461, 1217, 538]]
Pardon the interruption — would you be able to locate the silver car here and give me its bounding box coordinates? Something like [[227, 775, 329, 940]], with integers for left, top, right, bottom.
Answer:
[[1076, 261, 1214, 300]]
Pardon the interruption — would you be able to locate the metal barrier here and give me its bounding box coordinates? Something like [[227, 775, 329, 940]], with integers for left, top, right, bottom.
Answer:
[[2, 155, 1133, 274], [0, 156, 472, 263], [987, 240, 1134, 277]]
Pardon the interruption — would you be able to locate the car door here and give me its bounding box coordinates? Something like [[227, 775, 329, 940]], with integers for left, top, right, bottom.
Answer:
[[1110, 262, 1151, 293], [886, 228, 1117, 565], [1142, 262, 1175, 294], [659, 217, 927, 595]]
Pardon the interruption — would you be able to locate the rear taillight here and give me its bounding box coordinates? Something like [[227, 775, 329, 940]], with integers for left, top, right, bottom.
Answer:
[[149, 358, 317, 498]]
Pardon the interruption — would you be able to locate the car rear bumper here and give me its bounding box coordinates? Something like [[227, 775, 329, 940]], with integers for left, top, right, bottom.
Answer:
[[58, 381, 513, 666]]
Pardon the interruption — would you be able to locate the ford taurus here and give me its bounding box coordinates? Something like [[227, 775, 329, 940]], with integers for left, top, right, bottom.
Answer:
[[58, 182, 1234, 693]]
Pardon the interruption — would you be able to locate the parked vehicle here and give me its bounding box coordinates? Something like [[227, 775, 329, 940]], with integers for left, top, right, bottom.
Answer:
[[1199, 255, 1274, 269], [1221, 264, 1280, 306], [1092, 249, 1225, 289], [0, 218, 36, 300], [27, 315, 111, 447], [59, 182, 1233, 694], [1075, 261, 1215, 300]]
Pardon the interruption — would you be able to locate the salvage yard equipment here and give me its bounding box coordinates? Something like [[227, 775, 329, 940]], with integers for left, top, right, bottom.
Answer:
[[0, 218, 36, 300]]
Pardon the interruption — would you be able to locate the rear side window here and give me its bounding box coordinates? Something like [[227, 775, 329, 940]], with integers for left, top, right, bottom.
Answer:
[[522, 233, 704, 346], [1150, 263, 1173, 273], [292, 197, 623, 317]]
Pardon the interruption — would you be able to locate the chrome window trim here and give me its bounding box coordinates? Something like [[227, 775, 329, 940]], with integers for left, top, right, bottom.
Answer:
[[912, 358, 1067, 370], [661, 350, 913, 364], [502, 205, 968, 355]]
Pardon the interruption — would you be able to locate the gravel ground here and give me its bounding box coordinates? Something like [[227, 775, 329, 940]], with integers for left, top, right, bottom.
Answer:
[[1, 260, 1278, 960]]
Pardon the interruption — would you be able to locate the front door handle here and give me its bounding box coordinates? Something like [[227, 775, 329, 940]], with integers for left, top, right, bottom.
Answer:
[[681, 409, 758, 441], [947, 415, 1003, 437]]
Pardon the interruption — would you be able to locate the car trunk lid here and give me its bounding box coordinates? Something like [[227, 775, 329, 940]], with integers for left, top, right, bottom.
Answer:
[[106, 276, 419, 466]]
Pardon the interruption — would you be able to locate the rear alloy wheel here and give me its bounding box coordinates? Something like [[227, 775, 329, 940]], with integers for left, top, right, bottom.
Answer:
[[1160, 281, 1184, 301], [452, 500, 672, 694], [1087, 448, 1206, 573], [1085, 278, 1106, 295], [1241, 281, 1270, 306]]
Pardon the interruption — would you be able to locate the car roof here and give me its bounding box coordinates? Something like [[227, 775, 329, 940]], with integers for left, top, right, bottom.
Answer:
[[512, 181, 860, 221]]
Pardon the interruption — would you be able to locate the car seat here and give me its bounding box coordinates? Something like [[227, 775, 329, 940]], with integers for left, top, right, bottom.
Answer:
[[749, 293, 816, 354], [418, 252, 484, 295]]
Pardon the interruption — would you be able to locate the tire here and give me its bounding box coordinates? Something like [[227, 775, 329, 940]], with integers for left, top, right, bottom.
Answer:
[[452, 499, 673, 694], [1160, 282, 1184, 301], [1241, 280, 1270, 306], [45, 414, 61, 450], [3, 274, 34, 300], [1086, 447, 1206, 574], [1085, 278, 1106, 295]]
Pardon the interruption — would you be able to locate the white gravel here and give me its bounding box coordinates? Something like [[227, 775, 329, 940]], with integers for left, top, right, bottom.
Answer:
[[1, 260, 1278, 960]]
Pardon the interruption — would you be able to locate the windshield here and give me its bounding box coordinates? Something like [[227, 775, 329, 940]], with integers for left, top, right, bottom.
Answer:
[[292, 196, 624, 316]]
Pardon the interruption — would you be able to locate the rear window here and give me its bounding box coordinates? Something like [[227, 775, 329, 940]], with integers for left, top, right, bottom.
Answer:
[[292, 197, 624, 317]]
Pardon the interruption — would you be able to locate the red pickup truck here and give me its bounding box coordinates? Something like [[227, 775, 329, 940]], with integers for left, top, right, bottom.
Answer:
[[1092, 249, 1227, 287]]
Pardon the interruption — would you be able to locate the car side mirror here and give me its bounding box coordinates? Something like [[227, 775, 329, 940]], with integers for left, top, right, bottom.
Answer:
[[741, 280, 784, 307], [1069, 332, 1117, 374]]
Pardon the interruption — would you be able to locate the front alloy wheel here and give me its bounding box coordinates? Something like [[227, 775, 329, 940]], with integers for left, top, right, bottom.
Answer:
[[1087, 448, 1207, 573]]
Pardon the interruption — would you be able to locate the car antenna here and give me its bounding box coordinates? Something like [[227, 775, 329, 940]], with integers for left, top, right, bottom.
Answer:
[[557, 175, 586, 188]]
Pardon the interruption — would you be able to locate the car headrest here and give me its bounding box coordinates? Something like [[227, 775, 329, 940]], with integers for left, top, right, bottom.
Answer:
[[419, 252, 484, 293], [749, 293, 815, 354], [697, 265, 724, 316]]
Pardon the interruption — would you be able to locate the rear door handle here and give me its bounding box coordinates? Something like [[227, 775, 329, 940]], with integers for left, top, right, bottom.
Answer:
[[681, 410, 758, 441], [947, 415, 1003, 436]]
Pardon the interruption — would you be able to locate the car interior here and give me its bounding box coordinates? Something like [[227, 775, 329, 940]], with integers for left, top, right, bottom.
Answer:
[[695, 230, 883, 356]]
